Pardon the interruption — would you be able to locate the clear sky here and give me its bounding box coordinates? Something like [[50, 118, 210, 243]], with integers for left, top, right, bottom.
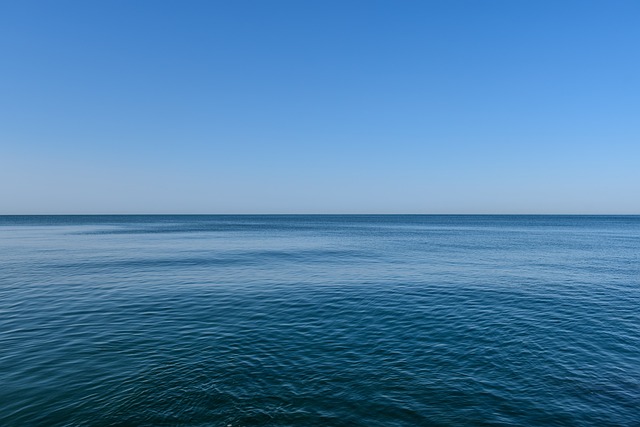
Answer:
[[1, 0, 638, 214]]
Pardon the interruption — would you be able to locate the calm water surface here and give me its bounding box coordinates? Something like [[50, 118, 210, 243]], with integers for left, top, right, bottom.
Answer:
[[1, 215, 639, 426]]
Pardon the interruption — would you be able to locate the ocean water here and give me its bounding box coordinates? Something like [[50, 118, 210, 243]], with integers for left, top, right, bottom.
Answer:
[[1, 215, 639, 427]]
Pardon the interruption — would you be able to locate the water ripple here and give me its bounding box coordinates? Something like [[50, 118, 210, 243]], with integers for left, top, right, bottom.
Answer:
[[1, 215, 639, 426]]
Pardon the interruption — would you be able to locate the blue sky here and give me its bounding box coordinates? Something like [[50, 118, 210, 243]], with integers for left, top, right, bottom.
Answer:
[[1, 0, 638, 214]]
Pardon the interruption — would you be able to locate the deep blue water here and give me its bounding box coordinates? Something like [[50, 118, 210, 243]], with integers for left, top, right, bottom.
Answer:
[[1, 215, 639, 426]]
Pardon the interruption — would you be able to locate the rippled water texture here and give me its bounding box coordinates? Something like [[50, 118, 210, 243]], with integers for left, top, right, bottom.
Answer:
[[1, 215, 639, 426]]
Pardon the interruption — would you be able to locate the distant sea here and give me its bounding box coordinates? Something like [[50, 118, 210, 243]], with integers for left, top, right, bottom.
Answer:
[[1, 215, 639, 426]]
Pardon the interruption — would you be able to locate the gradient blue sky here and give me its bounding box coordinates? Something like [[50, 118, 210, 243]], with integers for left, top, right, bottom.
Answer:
[[1, 0, 638, 214]]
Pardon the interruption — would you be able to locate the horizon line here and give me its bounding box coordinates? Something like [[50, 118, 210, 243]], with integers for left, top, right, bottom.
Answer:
[[1, 213, 639, 216]]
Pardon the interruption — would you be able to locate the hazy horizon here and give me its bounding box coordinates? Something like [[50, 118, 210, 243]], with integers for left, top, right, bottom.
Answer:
[[2, 212, 640, 216], [2, 1, 639, 215]]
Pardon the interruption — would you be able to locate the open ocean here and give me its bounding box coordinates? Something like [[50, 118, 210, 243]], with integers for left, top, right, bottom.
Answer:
[[1, 215, 639, 426]]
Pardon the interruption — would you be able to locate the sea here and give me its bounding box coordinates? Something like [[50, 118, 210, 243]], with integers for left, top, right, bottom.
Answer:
[[0, 215, 638, 426]]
